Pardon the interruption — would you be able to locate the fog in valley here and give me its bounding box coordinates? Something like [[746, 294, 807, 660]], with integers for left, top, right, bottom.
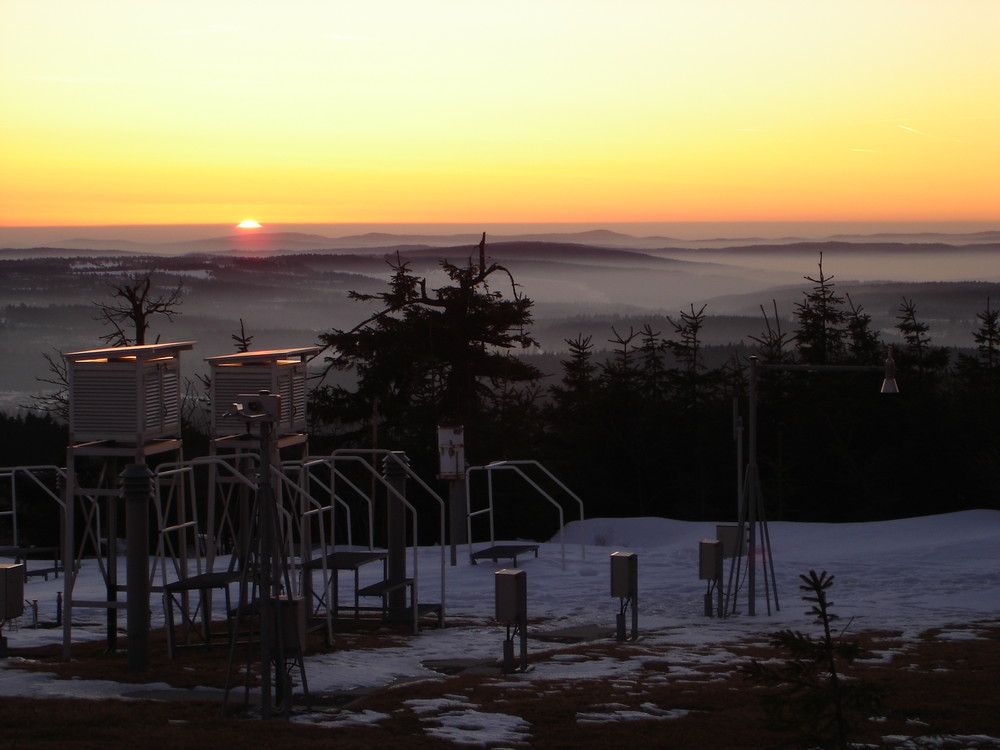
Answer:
[[2, 227, 1000, 409]]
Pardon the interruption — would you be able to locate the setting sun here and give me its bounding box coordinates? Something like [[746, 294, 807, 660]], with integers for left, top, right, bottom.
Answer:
[[237, 220, 262, 229]]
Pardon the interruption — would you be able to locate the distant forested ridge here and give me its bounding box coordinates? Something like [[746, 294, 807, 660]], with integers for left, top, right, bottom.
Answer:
[[3, 244, 1000, 544]]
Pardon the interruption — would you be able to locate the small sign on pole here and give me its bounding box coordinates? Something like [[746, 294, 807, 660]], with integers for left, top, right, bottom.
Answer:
[[438, 425, 467, 565], [437, 425, 466, 479]]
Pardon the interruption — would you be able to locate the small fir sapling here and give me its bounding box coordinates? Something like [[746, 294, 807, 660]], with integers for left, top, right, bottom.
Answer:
[[741, 569, 888, 750]]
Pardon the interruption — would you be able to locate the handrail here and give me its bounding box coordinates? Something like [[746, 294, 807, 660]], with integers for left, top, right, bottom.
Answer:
[[152, 457, 260, 588], [0, 465, 69, 549], [269, 469, 303, 596], [153, 463, 202, 586], [331, 449, 448, 628], [283, 457, 355, 549], [465, 460, 586, 570], [486, 460, 587, 560], [1, 464, 67, 507], [271, 465, 329, 586]]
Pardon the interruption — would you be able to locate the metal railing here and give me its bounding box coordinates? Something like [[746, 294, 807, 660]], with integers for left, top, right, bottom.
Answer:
[[330, 449, 448, 628], [1, 465, 68, 543], [466, 460, 586, 570]]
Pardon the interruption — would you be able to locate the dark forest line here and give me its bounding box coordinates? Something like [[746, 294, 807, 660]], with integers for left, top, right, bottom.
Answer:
[[3, 248, 1000, 547]]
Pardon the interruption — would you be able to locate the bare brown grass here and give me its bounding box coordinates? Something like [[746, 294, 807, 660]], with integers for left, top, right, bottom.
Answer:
[[3, 619, 999, 749]]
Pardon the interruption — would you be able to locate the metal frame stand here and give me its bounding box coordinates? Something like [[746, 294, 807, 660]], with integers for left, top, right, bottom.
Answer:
[[704, 577, 723, 618], [62, 439, 183, 660], [725, 357, 780, 617], [502, 616, 528, 674], [223, 396, 309, 719], [725, 349, 897, 616], [616, 593, 639, 641]]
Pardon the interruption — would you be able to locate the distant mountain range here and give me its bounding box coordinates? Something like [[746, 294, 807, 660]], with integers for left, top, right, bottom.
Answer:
[[3, 228, 1000, 258]]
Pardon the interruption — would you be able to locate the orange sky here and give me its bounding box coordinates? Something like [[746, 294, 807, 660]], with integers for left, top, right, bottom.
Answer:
[[2, 1, 998, 227]]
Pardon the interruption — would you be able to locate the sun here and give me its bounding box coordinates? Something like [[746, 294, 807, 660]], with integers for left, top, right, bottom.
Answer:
[[236, 219, 262, 228]]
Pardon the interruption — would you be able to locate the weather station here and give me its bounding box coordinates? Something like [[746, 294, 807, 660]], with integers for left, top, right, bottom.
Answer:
[[223, 390, 310, 719], [725, 348, 900, 618]]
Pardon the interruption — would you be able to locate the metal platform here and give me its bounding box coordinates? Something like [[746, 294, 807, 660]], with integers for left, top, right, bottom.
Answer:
[[302, 550, 387, 622], [163, 570, 240, 658], [470, 544, 539, 566]]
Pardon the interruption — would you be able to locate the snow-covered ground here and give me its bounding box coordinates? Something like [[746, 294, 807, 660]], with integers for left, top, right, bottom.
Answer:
[[2, 510, 999, 742]]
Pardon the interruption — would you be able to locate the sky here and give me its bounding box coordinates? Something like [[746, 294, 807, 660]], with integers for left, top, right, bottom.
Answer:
[[2, 510, 998, 744], [2, 1, 999, 228]]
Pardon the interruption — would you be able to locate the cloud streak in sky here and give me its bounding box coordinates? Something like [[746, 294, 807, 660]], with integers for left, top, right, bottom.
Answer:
[[897, 124, 963, 144], [159, 24, 250, 37]]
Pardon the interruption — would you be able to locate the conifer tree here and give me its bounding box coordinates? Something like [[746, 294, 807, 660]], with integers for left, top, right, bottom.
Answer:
[[667, 303, 709, 408], [844, 292, 882, 363], [794, 254, 846, 364], [956, 297, 1000, 388], [742, 570, 887, 749], [895, 296, 949, 389], [601, 326, 640, 388], [667, 303, 706, 375], [750, 300, 792, 363], [312, 238, 540, 459], [637, 323, 667, 395], [550, 335, 597, 411], [972, 297, 1000, 369], [954, 296, 1000, 426], [231, 318, 255, 352]]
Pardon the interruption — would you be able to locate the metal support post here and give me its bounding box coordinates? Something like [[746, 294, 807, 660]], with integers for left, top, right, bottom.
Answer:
[[725, 357, 779, 617], [448, 478, 467, 567], [121, 463, 153, 671], [257, 420, 278, 719], [383, 452, 409, 611], [106, 460, 118, 653], [222, 390, 307, 720]]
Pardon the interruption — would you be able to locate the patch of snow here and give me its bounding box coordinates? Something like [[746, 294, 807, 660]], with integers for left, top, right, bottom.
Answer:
[[2, 508, 999, 749]]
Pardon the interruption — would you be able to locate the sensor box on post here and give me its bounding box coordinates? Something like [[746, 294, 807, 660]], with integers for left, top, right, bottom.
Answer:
[[495, 569, 527, 624], [699, 539, 724, 581], [0, 563, 25, 620], [64, 342, 194, 444], [206, 347, 319, 438], [715, 524, 745, 559], [610, 551, 637, 598]]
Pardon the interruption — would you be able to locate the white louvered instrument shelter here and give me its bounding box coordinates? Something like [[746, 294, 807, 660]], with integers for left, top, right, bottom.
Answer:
[[206, 346, 320, 438], [64, 342, 195, 444]]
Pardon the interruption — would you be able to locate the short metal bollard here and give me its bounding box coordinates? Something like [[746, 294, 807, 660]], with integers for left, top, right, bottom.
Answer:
[[495, 569, 528, 673], [121, 463, 154, 671], [610, 552, 638, 641]]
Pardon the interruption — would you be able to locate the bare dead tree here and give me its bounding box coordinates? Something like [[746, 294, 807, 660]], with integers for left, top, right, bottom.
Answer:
[[95, 271, 184, 346], [23, 350, 71, 420]]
